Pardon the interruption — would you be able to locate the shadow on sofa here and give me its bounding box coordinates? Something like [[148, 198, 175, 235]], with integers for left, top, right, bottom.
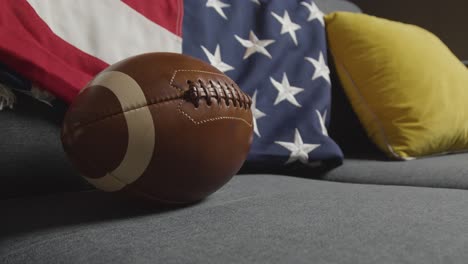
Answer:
[[0, 189, 202, 239]]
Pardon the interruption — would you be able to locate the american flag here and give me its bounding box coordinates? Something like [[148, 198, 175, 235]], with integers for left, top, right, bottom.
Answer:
[[0, 0, 343, 169]]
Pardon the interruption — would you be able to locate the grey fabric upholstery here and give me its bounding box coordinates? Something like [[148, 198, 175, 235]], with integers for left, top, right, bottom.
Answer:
[[2, 175, 468, 264], [0, 93, 91, 198], [323, 153, 468, 190], [315, 0, 362, 14], [2, 2, 468, 262]]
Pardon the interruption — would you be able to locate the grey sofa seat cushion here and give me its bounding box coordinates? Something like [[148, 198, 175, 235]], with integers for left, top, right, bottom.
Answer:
[[2, 175, 468, 264], [323, 153, 468, 190], [0, 93, 91, 198]]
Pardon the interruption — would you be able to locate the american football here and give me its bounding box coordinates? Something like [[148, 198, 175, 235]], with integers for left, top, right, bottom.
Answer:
[[61, 52, 253, 204]]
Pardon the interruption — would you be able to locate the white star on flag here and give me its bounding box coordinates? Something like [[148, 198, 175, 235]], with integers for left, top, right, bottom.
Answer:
[[206, 0, 230, 20], [201, 45, 234, 73], [271, 10, 302, 46], [315, 109, 328, 136], [305, 52, 330, 83], [270, 73, 304, 107], [275, 129, 320, 164], [251, 90, 266, 137], [301, 0, 325, 26], [235, 31, 275, 59]]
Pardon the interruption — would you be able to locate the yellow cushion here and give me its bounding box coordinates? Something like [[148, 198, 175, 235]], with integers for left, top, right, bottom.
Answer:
[[325, 12, 468, 160]]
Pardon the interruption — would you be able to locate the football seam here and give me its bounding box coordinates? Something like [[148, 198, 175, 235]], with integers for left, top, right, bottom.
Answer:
[[74, 69, 241, 129], [71, 69, 246, 130], [177, 100, 252, 127], [69, 94, 183, 130], [66, 96, 252, 135]]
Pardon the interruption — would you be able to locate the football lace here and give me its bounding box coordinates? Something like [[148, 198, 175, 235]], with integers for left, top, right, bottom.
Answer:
[[185, 79, 252, 109]]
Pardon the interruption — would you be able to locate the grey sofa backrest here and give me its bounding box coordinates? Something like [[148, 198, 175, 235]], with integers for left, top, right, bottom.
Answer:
[[314, 0, 361, 14]]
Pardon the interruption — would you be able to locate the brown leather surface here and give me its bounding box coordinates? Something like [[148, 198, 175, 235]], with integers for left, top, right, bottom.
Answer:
[[62, 86, 128, 178], [63, 85, 125, 128], [105, 52, 224, 105], [127, 98, 253, 202], [62, 52, 253, 203]]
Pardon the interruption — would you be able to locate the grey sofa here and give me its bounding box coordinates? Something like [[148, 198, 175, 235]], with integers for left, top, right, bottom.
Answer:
[[2, 1, 468, 263]]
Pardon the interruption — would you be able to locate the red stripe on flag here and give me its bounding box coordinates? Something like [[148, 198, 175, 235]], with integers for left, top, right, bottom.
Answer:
[[0, 0, 109, 103], [122, 0, 184, 36]]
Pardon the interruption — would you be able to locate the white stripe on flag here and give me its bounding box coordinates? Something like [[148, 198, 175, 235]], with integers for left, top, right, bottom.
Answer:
[[27, 0, 182, 64]]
